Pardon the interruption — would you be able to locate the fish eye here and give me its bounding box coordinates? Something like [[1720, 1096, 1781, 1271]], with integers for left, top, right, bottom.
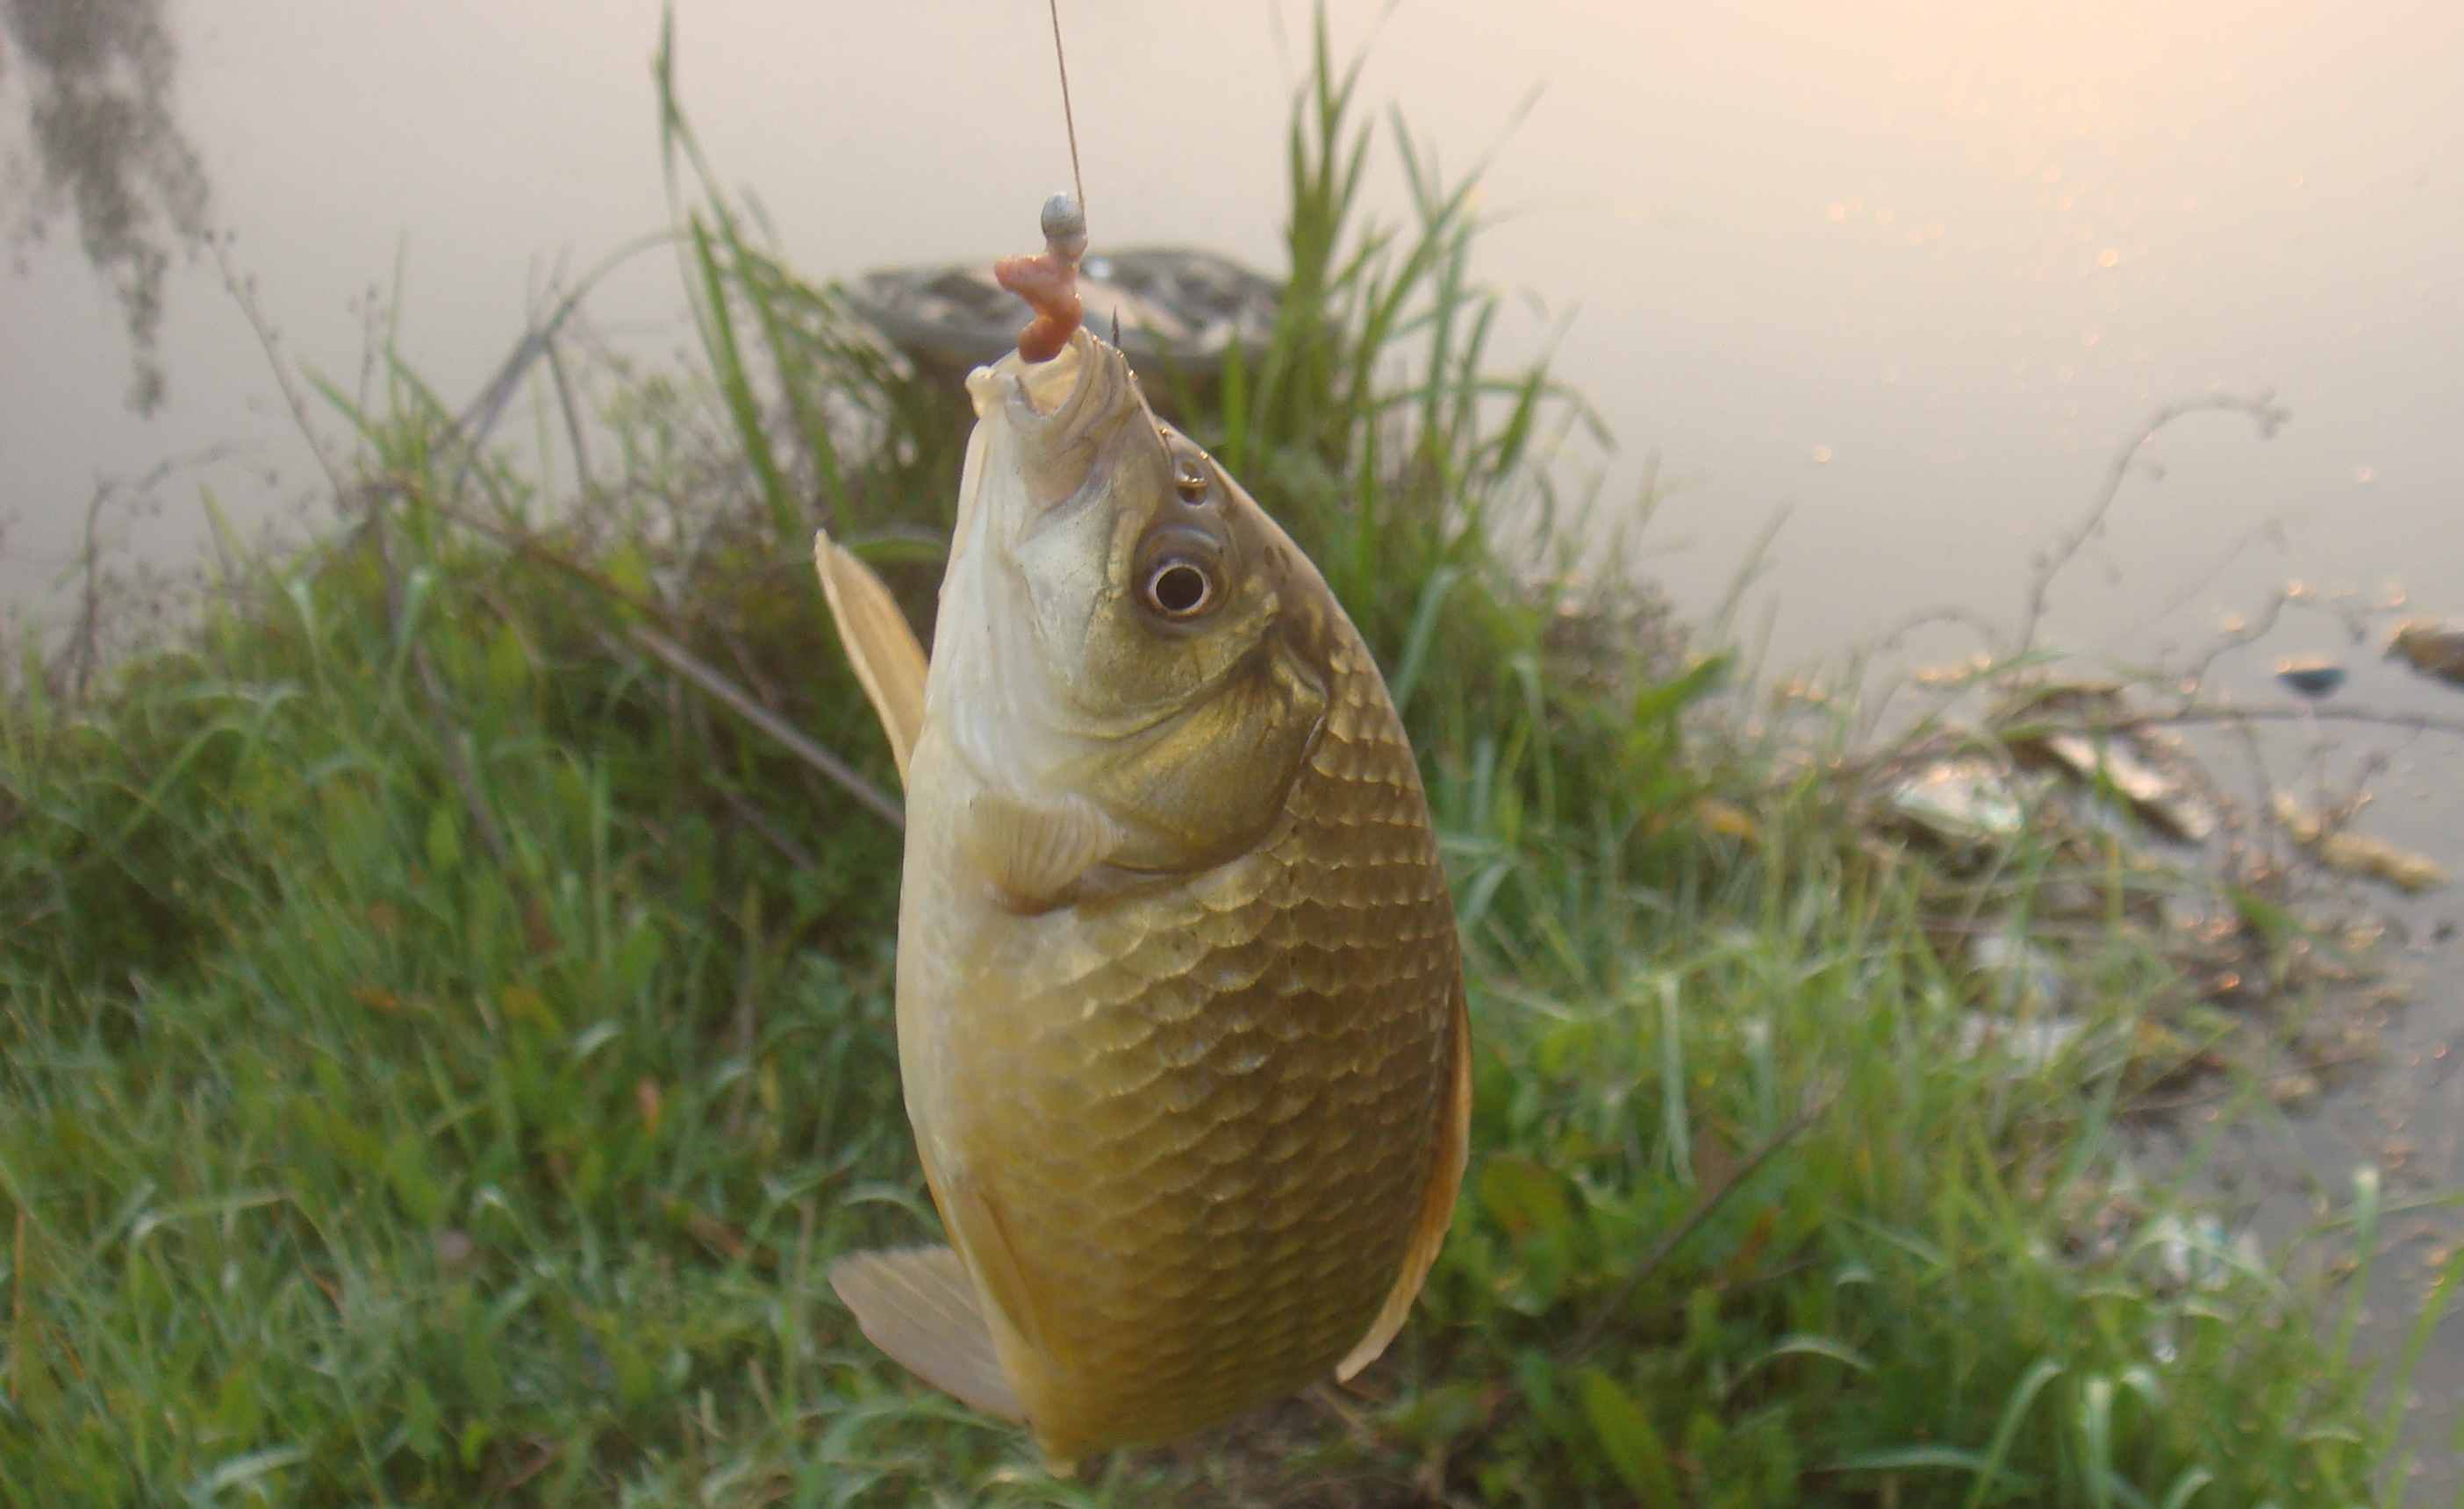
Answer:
[[1142, 559, 1214, 619]]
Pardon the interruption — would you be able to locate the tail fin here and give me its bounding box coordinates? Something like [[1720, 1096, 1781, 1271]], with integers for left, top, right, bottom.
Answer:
[[829, 1244, 1025, 1423], [1336, 977, 1472, 1382]]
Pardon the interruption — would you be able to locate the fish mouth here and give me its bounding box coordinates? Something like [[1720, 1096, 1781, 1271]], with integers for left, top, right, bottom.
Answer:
[[966, 327, 1149, 511]]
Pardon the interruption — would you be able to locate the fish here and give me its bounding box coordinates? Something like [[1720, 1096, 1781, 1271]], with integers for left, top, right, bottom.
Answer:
[[2388, 619, 2464, 690], [811, 321, 1470, 1471], [2272, 654, 2346, 700]]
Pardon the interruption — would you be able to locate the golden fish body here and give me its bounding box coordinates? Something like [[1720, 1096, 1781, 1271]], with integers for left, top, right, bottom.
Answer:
[[819, 329, 1468, 1468]]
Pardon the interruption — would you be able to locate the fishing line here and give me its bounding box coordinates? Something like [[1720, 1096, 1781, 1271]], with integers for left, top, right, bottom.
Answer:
[[1047, 0, 1086, 222]]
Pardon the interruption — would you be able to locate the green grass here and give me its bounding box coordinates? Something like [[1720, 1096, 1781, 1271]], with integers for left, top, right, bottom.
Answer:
[[2, 10, 2452, 1505]]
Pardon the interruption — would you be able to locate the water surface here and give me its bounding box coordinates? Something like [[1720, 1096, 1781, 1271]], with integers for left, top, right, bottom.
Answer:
[[4, 0, 2457, 1481]]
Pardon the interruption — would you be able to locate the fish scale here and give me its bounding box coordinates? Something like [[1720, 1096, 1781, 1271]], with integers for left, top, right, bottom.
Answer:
[[922, 632, 1454, 1457]]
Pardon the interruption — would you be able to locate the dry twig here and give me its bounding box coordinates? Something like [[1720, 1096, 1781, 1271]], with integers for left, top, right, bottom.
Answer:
[[624, 624, 903, 828]]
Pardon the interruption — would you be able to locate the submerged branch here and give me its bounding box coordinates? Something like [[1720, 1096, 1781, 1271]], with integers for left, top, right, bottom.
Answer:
[[2122, 704, 2464, 742], [2014, 391, 2290, 657]]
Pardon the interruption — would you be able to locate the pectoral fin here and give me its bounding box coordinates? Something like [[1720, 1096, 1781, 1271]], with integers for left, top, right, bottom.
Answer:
[[960, 786, 1122, 912], [1336, 978, 1472, 1382], [813, 531, 928, 784], [828, 1244, 1025, 1422]]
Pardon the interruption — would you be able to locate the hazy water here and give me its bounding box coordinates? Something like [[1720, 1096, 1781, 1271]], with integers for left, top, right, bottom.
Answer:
[[4, 0, 2459, 1480]]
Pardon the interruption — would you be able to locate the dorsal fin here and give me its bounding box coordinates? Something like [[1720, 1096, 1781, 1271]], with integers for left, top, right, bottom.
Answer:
[[813, 531, 929, 784], [1336, 977, 1472, 1382]]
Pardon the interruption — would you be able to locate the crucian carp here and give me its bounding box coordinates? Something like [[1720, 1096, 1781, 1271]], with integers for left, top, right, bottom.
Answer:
[[813, 196, 1468, 1472]]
